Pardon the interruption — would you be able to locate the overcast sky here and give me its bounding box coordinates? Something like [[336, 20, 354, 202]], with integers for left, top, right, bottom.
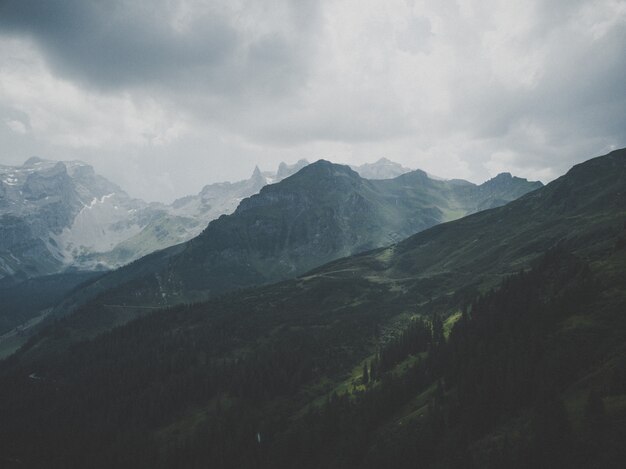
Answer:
[[0, 0, 624, 202]]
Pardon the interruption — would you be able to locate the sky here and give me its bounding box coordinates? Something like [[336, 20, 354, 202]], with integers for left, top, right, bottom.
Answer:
[[0, 0, 625, 203]]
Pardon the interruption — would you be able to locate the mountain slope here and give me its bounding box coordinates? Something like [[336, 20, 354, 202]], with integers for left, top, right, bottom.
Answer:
[[0, 157, 138, 279], [0, 270, 104, 356], [0, 149, 623, 468], [89, 161, 311, 268], [51, 161, 541, 315], [0, 158, 310, 280]]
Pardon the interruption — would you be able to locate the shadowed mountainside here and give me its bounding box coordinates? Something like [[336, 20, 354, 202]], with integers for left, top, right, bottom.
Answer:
[[0, 149, 624, 469], [48, 161, 541, 320]]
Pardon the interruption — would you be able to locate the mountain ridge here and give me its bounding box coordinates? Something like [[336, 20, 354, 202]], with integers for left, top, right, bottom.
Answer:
[[0, 157, 313, 280], [47, 159, 541, 325], [0, 149, 623, 469]]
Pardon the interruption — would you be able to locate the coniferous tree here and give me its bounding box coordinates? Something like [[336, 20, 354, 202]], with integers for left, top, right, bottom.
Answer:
[[362, 363, 369, 385], [432, 313, 445, 348]]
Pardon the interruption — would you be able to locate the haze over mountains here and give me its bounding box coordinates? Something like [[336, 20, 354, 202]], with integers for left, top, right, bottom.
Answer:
[[0, 156, 539, 285], [351, 157, 414, 179], [1, 149, 623, 469], [43, 159, 541, 319], [0, 157, 310, 280], [34, 149, 622, 348], [0, 155, 540, 350]]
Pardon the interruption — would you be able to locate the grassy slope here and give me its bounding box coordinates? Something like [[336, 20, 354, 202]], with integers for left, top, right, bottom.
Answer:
[[46, 163, 540, 324], [14, 151, 624, 366], [0, 150, 622, 467]]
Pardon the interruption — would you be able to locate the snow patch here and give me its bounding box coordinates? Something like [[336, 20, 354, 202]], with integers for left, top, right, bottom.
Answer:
[[85, 193, 115, 210], [3, 174, 19, 185]]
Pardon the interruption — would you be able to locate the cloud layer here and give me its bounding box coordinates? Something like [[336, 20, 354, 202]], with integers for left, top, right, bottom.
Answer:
[[1, 0, 625, 201]]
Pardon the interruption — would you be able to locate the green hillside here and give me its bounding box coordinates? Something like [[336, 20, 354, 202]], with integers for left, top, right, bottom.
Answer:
[[47, 162, 540, 324], [0, 149, 623, 468]]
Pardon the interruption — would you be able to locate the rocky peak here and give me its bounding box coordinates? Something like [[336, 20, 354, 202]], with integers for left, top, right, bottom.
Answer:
[[276, 162, 289, 178], [490, 172, 513, 181], [276, 159, 309, 180], [352, 158, 413, 180], [481, 172, 540, 191], [251, 165, 263, 179], [396, 168, 430, 182], [249, 165, 266, 188], [285, 160, 360, 185], [22, 156, 48, 166], [22, 162, 72, 201]]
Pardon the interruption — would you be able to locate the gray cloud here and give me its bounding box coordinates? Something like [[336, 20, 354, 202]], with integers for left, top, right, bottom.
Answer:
[[0, 0, 624, 202], [0, 0, 317, 97]]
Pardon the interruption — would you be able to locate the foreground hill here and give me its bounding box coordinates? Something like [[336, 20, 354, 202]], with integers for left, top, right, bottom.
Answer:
[[1, 149, 623, 468], [49, 161, 541, 320]]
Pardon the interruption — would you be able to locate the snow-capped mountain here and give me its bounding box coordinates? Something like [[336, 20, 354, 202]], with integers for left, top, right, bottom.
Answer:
[[351, 158, 413, 179], [0, 157, 160, 279], [0, 157, 310, 280]]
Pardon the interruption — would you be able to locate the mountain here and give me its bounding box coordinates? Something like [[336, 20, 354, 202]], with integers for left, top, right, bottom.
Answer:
[[99, 160, 311, 268], [48, 161, 542, 318], [0, 157, 152, 279], [0, 157, 311, 335], [0, 155, 535, 284], [352, 157, 446, 181], [352, 157, 413, 179], [91, 166, 268, 269], [263, 159, 310, 183], [0, 158, 310, 280], [0, 149, 623, 468]]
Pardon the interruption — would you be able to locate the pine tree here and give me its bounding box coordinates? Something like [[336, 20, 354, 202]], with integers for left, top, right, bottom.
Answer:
[[362, 363, 369, 385], [432, 313, 445, 348]]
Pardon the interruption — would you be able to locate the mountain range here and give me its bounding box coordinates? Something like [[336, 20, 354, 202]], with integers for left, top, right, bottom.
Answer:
[[0, 158, 309, 281], [0, 156, 427, 281], [1, 155, 533, 284], [0, 149, 623, 469], [0, 156, 540, 336], [45, 160, 541, 322]]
